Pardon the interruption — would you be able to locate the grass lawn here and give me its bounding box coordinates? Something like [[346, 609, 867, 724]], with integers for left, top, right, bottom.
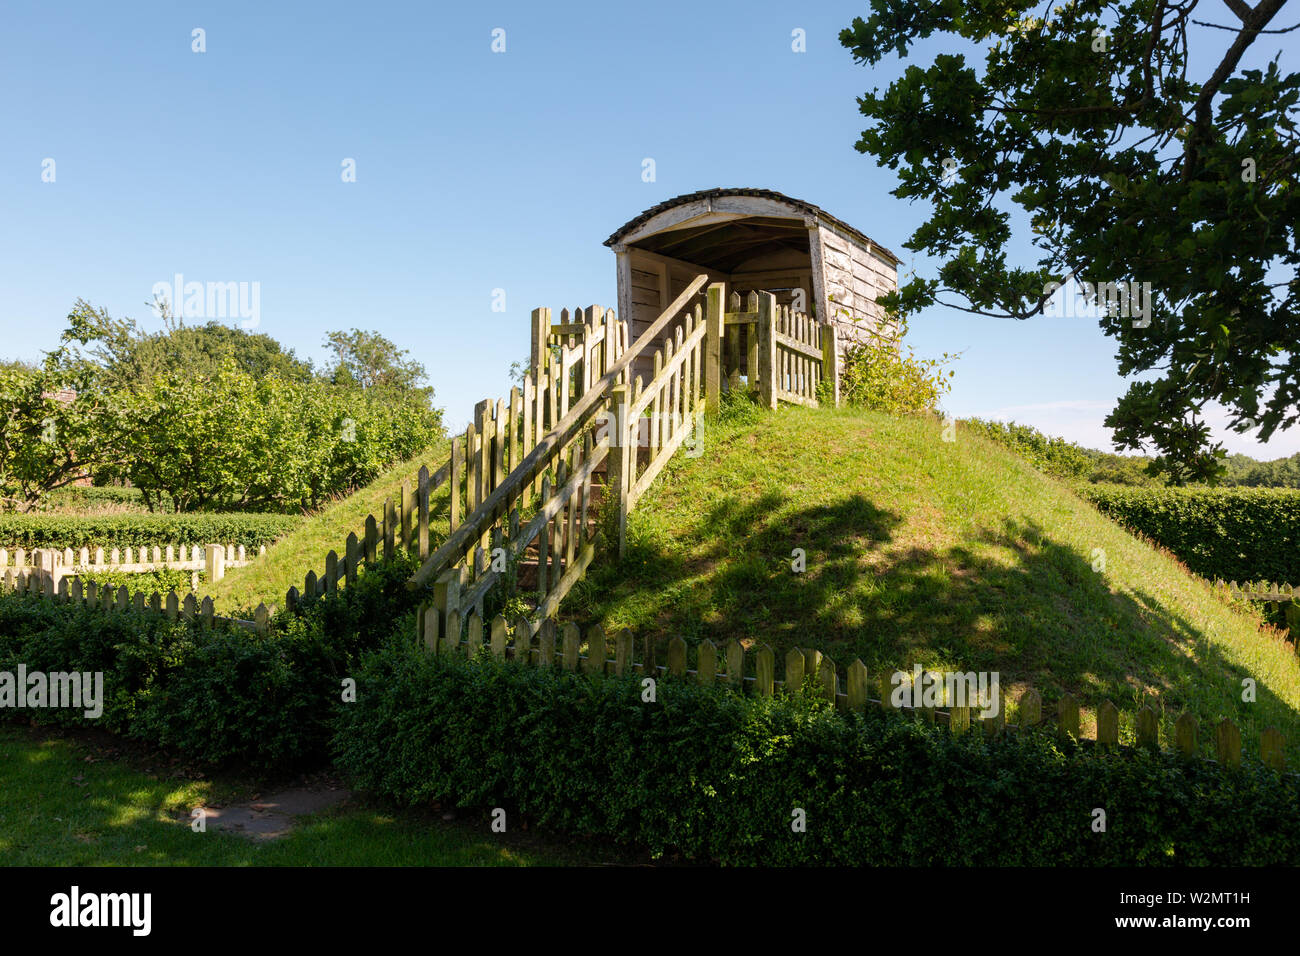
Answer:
[[203, 442, 452, 616], [564, 404, 1300, 763], [0, 724, 621, 866]]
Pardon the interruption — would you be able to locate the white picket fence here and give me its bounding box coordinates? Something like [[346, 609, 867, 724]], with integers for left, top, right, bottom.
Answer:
[[0, 543, 266, 594], [0, 543, 263, 573]]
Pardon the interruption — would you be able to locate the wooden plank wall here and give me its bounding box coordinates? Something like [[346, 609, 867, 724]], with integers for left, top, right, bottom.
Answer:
[[819, 223, 899, 356]]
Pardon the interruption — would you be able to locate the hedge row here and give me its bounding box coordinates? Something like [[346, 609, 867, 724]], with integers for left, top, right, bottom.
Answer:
[[332, 644, 1300, 865], [1080, 486, 1300, 584], [0, 554, 417, 769], [0, 513, 299, 551]]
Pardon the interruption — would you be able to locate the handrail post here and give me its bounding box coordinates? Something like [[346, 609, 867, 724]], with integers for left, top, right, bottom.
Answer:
[[705, 282, 726, 418], [757, 291, 778, 410], [433, 566, 463, 641], [607, 384, 631, 558], [821, 322, 840, 408], [530, 308, 551, 381]]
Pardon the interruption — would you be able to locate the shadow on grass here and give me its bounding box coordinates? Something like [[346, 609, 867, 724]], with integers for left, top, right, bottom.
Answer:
[[571, 489, 1300, 757]]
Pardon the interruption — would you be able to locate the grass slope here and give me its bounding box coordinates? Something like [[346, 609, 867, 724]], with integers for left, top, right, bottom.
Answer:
[[204, 442, 450, 615], [566, 405, 1300, 762]]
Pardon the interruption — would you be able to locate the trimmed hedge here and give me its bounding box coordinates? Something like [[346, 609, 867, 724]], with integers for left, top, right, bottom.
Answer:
[[0, 513, 298, 551], [0, 554, 418, 769], [1080, 486, 1300, 584], [333, 644, 1300, 865]]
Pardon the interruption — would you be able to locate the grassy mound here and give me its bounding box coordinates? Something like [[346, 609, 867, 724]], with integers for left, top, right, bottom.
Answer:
[[204, 442, 450, 615], [566, 405, 1300, 762]]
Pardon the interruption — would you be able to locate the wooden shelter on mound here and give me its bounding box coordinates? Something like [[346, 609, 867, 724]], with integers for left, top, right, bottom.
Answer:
[[603, 188, 901, 384]]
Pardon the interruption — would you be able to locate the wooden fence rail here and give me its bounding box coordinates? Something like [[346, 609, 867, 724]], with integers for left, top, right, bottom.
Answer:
[[421, 616, 1293, 775]]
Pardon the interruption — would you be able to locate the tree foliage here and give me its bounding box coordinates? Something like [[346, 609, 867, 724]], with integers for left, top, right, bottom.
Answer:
[[841, 0, 1298, 482], [324, 328, 432, 395], [1, 302, 444, 513]]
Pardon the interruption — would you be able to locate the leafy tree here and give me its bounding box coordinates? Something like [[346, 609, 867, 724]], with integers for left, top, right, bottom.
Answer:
[[5, 302, 445, 512], [841, 0, 1298, 483], [324, 329, 432, 396], [66, 298, 314, 387], [0, 338, 130, 510]]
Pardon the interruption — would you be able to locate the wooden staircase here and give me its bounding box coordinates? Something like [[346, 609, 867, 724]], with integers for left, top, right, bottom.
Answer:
[[407, 276, 837, 648]]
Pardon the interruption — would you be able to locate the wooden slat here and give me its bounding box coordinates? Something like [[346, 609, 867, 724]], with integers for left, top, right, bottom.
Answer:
[[755, 644, 774, 697], [697, 639, 717, 684]]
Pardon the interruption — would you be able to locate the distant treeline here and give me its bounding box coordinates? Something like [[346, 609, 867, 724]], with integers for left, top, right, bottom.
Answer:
[[959, 418, 1300, 489]]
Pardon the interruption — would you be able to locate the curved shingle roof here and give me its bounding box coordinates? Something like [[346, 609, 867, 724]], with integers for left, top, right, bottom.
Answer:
[[603, 187, 899, 263]]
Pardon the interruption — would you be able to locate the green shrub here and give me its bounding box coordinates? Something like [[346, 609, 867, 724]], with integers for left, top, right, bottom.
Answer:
[[334, 647, 1300, 865], [74, 568, 198, 595], [1081, 486, 1300, 584], [838, 324, 956, 414], [0, 553, 418, 769], [961, 418, 1095, 482], [0, 513, 298, 551]]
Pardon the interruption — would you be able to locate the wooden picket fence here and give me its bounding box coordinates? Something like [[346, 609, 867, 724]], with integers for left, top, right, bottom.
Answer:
[[0, 564, 270, 634], [419, 614, 1294, 775], [720, 290, 839, 409], [1, 282, 840, 649], [409, 277, 705, 640], [282, 453, 456, 614], [1214, 579, 1300, 634], [1216, 579, 1298, 603]]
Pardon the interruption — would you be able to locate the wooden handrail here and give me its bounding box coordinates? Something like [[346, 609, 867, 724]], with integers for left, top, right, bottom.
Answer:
[[408, 273, 710, 589]]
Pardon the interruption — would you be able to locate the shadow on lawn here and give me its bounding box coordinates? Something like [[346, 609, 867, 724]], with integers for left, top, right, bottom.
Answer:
[[575, 489, 1299, 744]]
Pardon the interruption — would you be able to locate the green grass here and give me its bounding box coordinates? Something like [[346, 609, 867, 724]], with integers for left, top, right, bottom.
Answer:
[[203, 443, 451, 615], [565, 404, 1300, 763], [0, 724, 602, 866]]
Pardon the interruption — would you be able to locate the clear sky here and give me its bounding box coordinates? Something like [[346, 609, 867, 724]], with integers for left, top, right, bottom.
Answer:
[[2, 0, 1295, 457]]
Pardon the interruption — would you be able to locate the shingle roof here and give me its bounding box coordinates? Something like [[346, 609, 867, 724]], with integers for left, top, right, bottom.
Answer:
[[603, 187, 900, 263]]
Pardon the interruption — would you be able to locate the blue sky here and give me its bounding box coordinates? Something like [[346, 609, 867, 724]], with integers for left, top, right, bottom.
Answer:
[[2, 0, 1295, 457]]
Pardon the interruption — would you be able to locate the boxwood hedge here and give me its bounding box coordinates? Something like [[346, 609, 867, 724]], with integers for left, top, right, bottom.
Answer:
[[333, 643, 1300, 865], [0, 553, 418, 769], [1081, 486, 1300, 584], [0, 513, 299, 551]]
